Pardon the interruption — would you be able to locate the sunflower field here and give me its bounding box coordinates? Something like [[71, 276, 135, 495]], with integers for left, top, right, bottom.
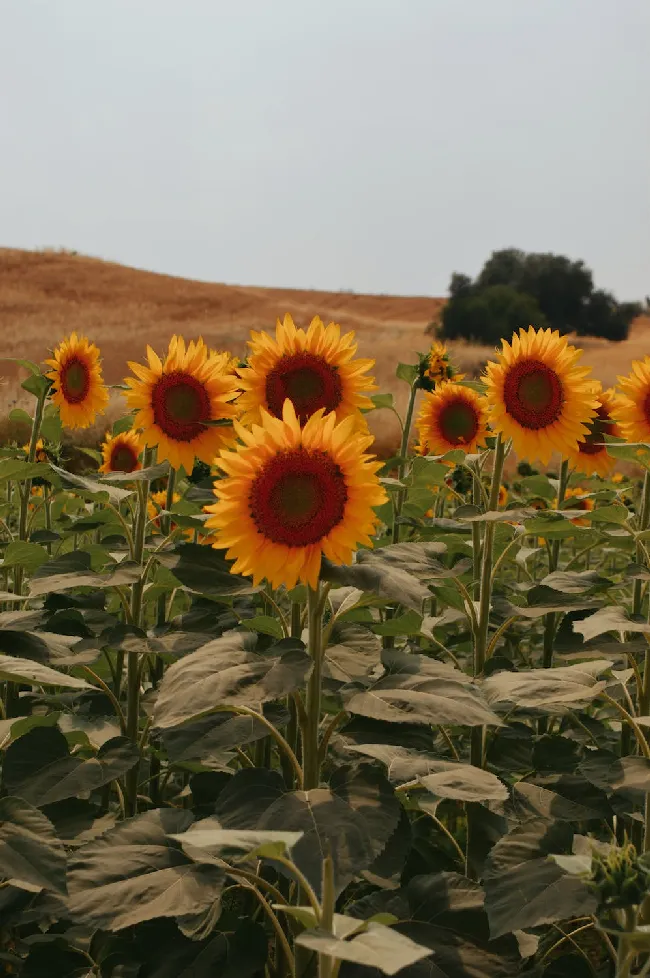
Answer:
[[3, 319, 650, 978]]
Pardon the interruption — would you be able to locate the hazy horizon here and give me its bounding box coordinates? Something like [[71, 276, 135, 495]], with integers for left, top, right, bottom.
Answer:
[[1, 1, 648, 301]]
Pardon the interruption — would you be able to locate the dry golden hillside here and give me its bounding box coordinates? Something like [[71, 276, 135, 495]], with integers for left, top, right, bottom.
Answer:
[[1, 248, 648, 456]]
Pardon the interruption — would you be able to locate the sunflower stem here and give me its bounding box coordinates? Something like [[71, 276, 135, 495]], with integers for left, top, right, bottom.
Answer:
[[634, 471, 650, 616], [542, 458, 570, 671], [303, 585, 325, 790], [125, 449, 153, 817], [392, 379, 419, 546], [318, 852, 335, 978], [467, 434, 505, 879]]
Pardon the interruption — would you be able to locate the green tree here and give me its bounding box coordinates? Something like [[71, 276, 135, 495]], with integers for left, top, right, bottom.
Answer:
[[440, 284, 547, 346]]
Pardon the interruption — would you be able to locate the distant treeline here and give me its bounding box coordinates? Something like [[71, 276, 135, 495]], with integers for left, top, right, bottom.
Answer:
[[434, 248, 641, 344]]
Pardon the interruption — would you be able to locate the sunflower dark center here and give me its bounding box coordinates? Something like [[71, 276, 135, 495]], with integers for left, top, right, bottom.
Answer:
[[152, 371, 211, 442], [110, 443, 139, 473], [579, 405, 614, 456], [60, 357, 90, 404], [503, 358, 563, 430], [249, 448, 348, 546], [438, 397, 479, 445], [265, 353, 343, 423]]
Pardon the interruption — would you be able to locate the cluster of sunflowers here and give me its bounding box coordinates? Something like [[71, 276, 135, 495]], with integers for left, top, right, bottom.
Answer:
[[42, 319, 650, 592]]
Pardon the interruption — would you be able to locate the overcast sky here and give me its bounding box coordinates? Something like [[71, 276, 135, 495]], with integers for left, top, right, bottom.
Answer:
[[1, 0, 648, 299]]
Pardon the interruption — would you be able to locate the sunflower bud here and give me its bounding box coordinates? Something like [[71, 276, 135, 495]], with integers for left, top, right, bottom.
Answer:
[[417, 342, 461, 392], [590, 843, 650, 909]]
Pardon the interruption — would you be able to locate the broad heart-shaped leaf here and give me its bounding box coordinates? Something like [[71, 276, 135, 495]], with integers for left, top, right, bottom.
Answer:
[[324, 623, 382, 684], [49, 462, 133, 504], [344, 652, 501, 728], [2, 540, 50, 573], [320, 556, 431, 613], [0, 628, 79, 663], [214, 762, 400, 898], [127, 918, 269, 978], [29, 551, 141, 596], [482, 660, 612, 713], [297, 923, 433, 976], [346, 745, 507, 801], [0, 653, 91, 689], [418, 763, 508, 803], [0, 459, 53, 483], [153, 634, 310, 729], [170, 826, 303, 858], [484, 819, 596, 938], [511, 782, 601, 822], [157, 542, 259, 597], [3, 727, 139, 807], [101, 460, 170, 483], [65, 808, 224, 931], [578, 752, 650, 800], [574, 606, 650, 641], [0, 796, 67, 893], [161, 707, 288, 764], [356, 543, 470, 583]]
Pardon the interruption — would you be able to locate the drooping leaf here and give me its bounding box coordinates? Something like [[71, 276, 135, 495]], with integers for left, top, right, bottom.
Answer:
[[296, 922, 433, 976], [153, 634, 310, 729], [49, 463, 133, 504], [482, 660, 612, 713], [0, 796, 67, 893], [418, 763, 508, 803], [484, 820, 596, 938], [158, 542, 259, 596], [65, 808, 224, 931], [0, 654, 91, 689], [2, 540, 49, 573], [320, 556, 431, 613], [29, 551, 141, 595], [574, 606, 650, 641]]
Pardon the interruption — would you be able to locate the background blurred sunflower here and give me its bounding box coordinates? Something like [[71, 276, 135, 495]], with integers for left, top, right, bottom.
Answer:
[[485, 327, 597, 465], [616, 357, 650, 443], [204, 399, 387, 589], [45, 333, 109, 429], [415, 382, 488, 456], [99, 430, 142, 474], [237, 313, 376, 426], [124, 335, 239, 472], [565, 385, 623, 477]]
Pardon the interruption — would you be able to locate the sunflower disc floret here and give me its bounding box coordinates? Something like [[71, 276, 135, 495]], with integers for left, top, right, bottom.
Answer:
[[484, 327, 598, 464], [204, 400, 387, 589]]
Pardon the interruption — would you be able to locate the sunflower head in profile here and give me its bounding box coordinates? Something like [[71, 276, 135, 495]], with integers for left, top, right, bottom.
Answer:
[[565, 385, 623, 478], [418, 341, 464, 392], [616, 357, 650, 444], [415, 382, 489, 456], [23, 438, 49, 464], [204, 399, 387, 590], [484, 327, 598, 465], [237, 314, 376, 427], [99, 429, 142, 475], [45, 333, 110, 429], [124, 335, 239, 472]]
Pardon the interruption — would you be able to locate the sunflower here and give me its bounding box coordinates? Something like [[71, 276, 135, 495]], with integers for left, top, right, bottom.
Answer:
[[415, 382, 489, 456], [237, 314, 376, 426], [45, 333, 110, 429], [99, 430, 142, 474], [204, 400, 387, 589], [498, 485, 508, 507], [565, 385, 623, 477], [23, 438, 48, 464], [616, 357, 650, 443], [124, 335, 239, 472], [484, 327, 598, 465], [418, 341, 464, 392], [147, 488, 181, 526]]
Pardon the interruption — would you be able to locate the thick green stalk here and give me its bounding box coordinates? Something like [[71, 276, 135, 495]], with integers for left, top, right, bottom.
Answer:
[[125, 461, 152, 816], [634, 471, 650, 616], [281, 601, 303, 787], [471, 464, 482, 600], [392, 380, 418, 546], [467, 436, 505, 878], [318, 853, 335, 978], [303, 585, 325, 790], [542, 459, 570, 670]]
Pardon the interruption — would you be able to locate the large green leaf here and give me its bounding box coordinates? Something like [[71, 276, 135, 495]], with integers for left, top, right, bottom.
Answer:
[[325, 623, 382, 684], [574, 606, 650, 641], [3, 728, 139, 807], [158, 543, 258, 597], [320, 555, 431, 613], [482, 660, 612, 713], [484, 820, 596, 938], [65, 809, 224, 931], [2, 540, 49, 573], [49, 463, 133, 504], [153, 634, 310, 729], [0, 796, 67, 893], [297, 923, 433, 976], [0, 653, 91, 689], [29, 551, 141, 595]]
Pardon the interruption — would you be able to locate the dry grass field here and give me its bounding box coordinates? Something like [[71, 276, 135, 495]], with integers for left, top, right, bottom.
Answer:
[[1, 247, 648, 458]]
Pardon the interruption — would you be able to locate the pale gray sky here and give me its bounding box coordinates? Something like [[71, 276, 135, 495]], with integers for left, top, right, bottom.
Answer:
[[1, 0, 648, 299]]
